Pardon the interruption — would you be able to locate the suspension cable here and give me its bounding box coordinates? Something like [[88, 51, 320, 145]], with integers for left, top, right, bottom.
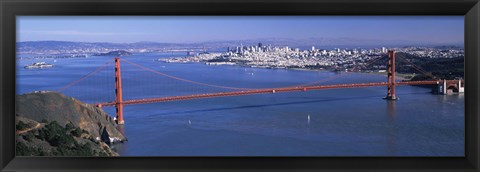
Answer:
[[57, 61, 113, 92], [293, 55, 385, 87], [123, 59, 254, 90], [396, 53, 435, 78]]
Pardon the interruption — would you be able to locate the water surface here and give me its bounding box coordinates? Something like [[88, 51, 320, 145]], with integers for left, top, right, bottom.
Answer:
[[16, 53, 464, 156]]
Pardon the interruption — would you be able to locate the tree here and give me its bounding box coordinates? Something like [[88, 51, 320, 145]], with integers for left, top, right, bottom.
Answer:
[[16, 121, 29, 130]]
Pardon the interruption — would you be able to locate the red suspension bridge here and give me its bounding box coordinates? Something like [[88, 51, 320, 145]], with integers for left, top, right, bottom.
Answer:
[[57, 50, 464, 125]]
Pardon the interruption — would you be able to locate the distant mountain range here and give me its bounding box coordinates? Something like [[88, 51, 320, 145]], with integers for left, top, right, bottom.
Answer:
[[197, 37, 463, 49], [17, 38, 463, 54], [17, 41, 189, 54]]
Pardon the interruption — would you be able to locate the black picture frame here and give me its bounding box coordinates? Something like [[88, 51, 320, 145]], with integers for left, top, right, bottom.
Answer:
[[1, 0, 479, 171]]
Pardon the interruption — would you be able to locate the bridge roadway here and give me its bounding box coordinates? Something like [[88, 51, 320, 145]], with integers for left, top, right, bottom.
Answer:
[[96, 80, 452, 107]]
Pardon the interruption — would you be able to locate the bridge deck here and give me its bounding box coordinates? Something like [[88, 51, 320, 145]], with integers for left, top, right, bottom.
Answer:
[[96, 80, 450, 107]]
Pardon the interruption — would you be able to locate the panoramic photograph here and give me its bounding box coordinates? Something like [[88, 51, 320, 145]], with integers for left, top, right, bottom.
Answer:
[[15, 16, 464, 156]]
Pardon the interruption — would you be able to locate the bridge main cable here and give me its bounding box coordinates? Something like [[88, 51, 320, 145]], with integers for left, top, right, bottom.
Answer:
[[122, 59, 255, 90], [57, 61, 113, 92], [292, 55, 385, 87], [396, 53, 435, 78]]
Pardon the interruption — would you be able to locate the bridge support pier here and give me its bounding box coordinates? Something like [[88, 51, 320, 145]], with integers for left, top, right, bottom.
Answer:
[[115, 58, 125, 125], [384, 50, 398, 100], [437, 79, 448, 95]]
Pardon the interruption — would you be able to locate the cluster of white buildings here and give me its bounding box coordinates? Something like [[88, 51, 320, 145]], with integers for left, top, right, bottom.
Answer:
[[396, 47, 464, 58], [161, 43, 464, 71], [164, 44, 388, 70]]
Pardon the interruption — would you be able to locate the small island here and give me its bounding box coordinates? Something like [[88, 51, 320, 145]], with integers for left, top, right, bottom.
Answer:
[[24, 62, 54, 69], [93, 50, 132, 57]]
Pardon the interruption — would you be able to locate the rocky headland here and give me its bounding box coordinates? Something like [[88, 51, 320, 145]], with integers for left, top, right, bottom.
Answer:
[[15, 91, 127, 156]]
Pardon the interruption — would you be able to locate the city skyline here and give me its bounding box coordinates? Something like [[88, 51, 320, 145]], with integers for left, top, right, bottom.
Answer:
[[17, 16, 464, 45]]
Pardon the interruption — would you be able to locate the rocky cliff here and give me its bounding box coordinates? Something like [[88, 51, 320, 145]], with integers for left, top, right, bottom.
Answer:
[[15, 91, 127, 156]]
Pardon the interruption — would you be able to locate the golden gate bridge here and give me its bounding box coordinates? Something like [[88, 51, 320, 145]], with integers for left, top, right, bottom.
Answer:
[[56, 50, 464, 125]]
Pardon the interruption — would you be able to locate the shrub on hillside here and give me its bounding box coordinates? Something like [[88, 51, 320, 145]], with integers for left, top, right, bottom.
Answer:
[[16, 121, 30, 130]]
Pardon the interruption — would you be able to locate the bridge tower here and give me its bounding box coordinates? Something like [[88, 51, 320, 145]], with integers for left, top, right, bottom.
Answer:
[[115, 58, 125, 124], [384, 50, 398, 100]]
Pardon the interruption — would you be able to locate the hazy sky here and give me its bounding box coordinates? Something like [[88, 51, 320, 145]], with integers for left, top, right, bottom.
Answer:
[[17, 16, 464, 44]]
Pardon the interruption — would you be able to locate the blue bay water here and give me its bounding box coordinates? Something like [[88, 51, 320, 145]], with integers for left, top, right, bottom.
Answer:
[[16, 53, 464, 156]]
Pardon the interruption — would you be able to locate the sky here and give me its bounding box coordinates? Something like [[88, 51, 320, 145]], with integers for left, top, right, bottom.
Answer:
[[17, 16, 464, 44]]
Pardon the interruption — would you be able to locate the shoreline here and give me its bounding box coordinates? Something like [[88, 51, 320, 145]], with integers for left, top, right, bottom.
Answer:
[[162, 60, 415, 81]]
